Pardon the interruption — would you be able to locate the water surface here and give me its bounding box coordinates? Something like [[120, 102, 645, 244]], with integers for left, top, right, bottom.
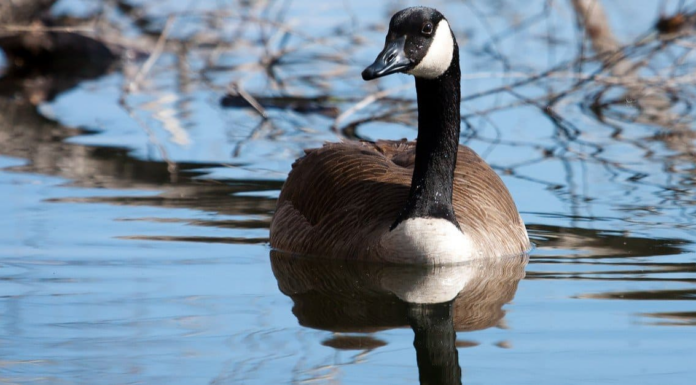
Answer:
[[1, 0, 696, 383]]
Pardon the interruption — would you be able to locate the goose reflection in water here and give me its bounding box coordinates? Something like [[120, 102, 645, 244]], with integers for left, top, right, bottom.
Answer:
[[270, 252, 528, 384]]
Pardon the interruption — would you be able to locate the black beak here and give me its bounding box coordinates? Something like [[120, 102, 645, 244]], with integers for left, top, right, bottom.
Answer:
[[362, 36, 411, 81]]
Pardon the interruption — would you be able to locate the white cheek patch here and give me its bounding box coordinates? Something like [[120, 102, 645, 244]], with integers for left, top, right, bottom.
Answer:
[[408, 20, 454, 79], [409, 19, 454, 79]]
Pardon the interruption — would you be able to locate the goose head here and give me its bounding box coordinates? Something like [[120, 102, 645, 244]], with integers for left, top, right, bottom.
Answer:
[[362, 7, 456, 81]]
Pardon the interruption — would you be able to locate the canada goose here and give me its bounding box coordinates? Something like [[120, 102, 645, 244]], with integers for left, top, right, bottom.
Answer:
[[270, 7, 530, 264]]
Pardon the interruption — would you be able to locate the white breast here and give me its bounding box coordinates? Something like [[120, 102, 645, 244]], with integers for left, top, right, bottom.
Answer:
[[379, 217, 480, 264]]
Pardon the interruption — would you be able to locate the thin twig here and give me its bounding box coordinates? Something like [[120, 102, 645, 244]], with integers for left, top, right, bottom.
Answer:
[[332, 83, 412, 132], [128, 15, 176, 92], [228, 82, 269, 120]]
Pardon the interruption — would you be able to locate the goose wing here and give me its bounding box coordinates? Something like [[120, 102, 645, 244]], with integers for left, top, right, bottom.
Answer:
[[270, 140, 413, 256], [451, 146, 529, 255]]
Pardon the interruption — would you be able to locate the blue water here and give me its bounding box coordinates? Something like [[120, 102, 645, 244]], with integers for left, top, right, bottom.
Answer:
[[1, 0, 695, 383]]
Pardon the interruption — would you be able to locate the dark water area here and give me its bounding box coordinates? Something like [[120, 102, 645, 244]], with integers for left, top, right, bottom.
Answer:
[[1, 0, 696, 383]]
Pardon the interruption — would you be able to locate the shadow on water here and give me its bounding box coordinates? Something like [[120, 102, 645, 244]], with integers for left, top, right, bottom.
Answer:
[[528, 223, 695, 328], [0, 63, 280, 244], [640, 311, 696, 326], [0, 102, 279, 243], [270, 251, 528, 384], [529, 224, 693, 285], [529, 223, 689, 260]]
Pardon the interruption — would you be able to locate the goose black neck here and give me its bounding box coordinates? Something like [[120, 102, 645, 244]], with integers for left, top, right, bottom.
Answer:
[[392, 44, 461, 230]]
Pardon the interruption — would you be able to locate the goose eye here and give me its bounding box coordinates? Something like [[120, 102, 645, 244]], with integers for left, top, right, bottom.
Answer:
[[421, 22, 433, 35]]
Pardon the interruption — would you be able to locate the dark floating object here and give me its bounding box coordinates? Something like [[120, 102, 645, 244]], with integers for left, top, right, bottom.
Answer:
[[0, 28, 119, 104], [0, 0, 118, 75], [0, 27, 118, 73], [0, 1, 120, 103], [220, 93, 339, 117]]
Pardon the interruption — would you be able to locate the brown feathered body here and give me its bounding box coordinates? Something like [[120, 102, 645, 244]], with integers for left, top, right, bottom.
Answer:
[[270, 140, 529, 262]]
